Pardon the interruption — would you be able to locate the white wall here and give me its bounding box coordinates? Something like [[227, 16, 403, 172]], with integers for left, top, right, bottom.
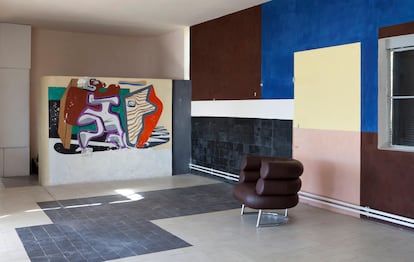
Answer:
[[191, 99, 294, 119], [30, 27, 188, 159], [0, 23, 31, 177], [155, 28, 188, 80]]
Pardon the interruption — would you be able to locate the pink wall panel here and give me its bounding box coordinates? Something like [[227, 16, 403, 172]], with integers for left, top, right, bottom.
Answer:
[[293, 128, 360, 205]]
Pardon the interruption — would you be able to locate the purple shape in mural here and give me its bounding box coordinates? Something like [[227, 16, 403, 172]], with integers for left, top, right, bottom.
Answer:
[[77, 92, 126, 152]]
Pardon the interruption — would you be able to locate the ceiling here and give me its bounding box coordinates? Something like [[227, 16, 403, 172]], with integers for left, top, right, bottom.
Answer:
[[0, 0, 269, 36]]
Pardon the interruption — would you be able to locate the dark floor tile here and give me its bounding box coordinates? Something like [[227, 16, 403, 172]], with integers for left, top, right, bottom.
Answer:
[[126, 243, 148, 255], [26, 245, 46, 258], [89, 243, 108, 253], [39, 201, 61, 209], [47, 254, 69, 262], [16, 227, 31, 234], [43, 224, 62, 236], [30, 256, 49, 262], [31, 226, 50, 241], [55, 239, 75, 251], [16, 229, 36, 243], [71, 239, 90, 249], [62, 250, 84, 261], [56, 224, 75, 233], [16, 183, 238, 261], [78, 249, 103, 260], [115, 246, 137, 257], [99, 250, 121, 261], [42, 244, 61, 256], [83, 256, 102, 262]]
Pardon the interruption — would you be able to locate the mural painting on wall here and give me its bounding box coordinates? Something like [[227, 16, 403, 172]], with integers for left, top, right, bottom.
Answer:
[[48, 78, 169, 154]]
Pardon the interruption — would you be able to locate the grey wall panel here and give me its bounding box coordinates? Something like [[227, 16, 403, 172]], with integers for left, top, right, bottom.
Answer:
[[0, 24, 31, 69], [172, 80, 192, 174], [4, 147, 29, 176], [0, 69, 30, 147]]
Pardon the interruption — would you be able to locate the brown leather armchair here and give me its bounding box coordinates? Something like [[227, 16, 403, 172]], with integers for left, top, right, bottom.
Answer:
[[233, 155, 304, 227]]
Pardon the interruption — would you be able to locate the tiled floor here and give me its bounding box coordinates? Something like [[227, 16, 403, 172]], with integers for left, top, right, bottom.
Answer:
[[0, 174, 414, 262], [16, 183, 239, 261]]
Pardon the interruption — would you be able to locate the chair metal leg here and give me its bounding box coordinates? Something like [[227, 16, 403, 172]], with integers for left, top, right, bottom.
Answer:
[[241, 204, 259, 215], [256, 209, 289, 227], [256, 209, 263, 227], [241, 205, 290, 227]]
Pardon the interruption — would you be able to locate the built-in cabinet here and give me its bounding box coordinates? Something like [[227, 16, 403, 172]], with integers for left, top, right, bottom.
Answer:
[[0, 23, 31, 177]]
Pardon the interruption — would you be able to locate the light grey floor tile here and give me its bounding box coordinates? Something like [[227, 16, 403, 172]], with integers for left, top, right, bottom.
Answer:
[[0, 174, 413, 262]]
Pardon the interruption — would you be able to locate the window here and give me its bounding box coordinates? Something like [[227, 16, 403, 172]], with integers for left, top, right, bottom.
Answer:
[[390, 49, 414, 146], [378, 34, 414, 151]]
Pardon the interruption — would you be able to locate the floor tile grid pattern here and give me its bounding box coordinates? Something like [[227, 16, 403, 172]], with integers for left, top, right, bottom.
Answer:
[[16, 183, 240, 262]]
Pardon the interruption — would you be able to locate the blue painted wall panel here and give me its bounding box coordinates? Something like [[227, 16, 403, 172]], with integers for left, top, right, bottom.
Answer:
[[262, 0, 414, 132]]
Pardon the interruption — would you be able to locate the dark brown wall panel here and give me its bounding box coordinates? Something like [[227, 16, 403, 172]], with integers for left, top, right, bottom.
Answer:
[[379, 21, 414, 38], [190, 6, 261, 100], [361, 132, 414, 218]]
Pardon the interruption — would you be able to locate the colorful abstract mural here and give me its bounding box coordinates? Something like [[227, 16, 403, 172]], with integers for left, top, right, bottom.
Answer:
[[48, 78, 168, 154], [40, 76, 172, 185]]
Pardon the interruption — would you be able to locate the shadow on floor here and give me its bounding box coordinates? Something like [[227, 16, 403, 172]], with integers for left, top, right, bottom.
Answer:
[[0, 175, 39, 188]]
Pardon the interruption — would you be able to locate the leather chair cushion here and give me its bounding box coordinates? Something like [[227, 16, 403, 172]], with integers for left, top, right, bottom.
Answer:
[[255, 178, 301, 196], [260, 159, 303, 179], [241, 156, 262, 171], [233, 183, 299, 210], [239, 171, 260, 183], [241, 155, 290, 171]]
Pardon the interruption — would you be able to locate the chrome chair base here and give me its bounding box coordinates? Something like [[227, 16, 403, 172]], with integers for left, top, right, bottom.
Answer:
[[240, 204, 289, 227]]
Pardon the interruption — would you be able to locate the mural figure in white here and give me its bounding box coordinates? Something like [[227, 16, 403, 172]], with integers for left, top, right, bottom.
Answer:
[[77, 92, 126, 151]]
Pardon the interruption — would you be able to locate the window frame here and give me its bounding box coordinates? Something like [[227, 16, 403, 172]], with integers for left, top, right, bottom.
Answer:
[[378, 33, 414, 152]]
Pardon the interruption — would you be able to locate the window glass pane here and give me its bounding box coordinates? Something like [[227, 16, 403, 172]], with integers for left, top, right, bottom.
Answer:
[[392, 99, 414, 146], [392, 50, 414, 96]]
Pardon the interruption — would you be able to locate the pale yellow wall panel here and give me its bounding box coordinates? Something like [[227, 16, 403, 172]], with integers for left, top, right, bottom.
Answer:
[[294, 43, 361, 131]]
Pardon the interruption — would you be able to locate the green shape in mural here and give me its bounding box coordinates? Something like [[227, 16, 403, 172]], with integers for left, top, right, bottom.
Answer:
[[48, 86, 130, 134]]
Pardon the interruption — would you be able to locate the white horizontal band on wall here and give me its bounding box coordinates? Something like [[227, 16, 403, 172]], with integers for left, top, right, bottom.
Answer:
[[191, 99, 294, 120]]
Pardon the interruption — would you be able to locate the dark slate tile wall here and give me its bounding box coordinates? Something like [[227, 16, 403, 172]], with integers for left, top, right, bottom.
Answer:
[[191, 117, 292, 174]]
